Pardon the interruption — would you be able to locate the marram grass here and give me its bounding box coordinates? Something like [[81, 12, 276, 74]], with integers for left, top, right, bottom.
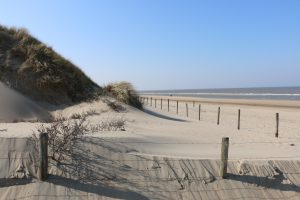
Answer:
[[104, 82, 142, 109]]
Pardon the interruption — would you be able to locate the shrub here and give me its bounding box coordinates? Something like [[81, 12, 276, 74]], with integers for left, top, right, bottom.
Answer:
[[32, 112, 126, 164], [32, 114, 89, 163]]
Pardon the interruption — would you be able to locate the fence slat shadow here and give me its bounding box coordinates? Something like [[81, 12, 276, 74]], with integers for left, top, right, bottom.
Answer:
[[0, 178, 32, 188], [143, 108, 188, 122], [47, 175, 149, 200], [227, 173, 300, 193]]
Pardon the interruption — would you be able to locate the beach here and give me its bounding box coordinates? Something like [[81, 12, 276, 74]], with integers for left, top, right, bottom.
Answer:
[[0, 96, 300, 199]]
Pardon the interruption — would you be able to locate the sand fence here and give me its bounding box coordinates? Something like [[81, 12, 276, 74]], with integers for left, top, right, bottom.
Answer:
[[0, 135, 300, 199]]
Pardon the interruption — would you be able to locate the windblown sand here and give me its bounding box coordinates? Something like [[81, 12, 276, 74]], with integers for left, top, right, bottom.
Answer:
[[0, 82, 52, 123], [0, 96, 299, 199]]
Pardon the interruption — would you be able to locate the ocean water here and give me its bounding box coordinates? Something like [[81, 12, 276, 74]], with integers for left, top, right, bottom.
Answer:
[[139, 87, 300, 101]]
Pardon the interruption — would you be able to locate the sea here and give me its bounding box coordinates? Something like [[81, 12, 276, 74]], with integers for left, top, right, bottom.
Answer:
[[139, 87, 300, 101]]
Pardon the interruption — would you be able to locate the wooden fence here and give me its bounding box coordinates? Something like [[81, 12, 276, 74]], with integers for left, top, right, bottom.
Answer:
[[139, 96, 281, 138]]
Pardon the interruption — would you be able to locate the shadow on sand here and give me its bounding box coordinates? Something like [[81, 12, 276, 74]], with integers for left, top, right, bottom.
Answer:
[[47, 175, 149, 200], [0, 178, 32, 188], [46, 137, 156, 199], [143, 108, 188, 122], [227, 172, 300, 193]]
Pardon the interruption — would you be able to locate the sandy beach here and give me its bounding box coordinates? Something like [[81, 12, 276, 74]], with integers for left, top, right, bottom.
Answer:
[[0, 96, 300, 199]]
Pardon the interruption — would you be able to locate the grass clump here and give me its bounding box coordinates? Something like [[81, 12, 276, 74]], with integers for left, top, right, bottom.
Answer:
[[90, 117, 126, 132], [103, 81, 142, 109]]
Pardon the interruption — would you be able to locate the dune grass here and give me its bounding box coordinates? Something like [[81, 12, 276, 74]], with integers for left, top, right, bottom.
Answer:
[[0, 25, 101, 104], [103, 81, 142, 109]]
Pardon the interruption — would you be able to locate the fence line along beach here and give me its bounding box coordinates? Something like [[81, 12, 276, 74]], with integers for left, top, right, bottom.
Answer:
[[139, 94, 300, 140]]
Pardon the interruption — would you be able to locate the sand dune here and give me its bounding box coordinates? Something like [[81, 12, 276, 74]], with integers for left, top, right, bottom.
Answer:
[[0, 82, 53, 123]]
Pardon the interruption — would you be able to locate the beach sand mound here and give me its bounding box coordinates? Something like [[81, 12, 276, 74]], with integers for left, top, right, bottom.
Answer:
[[0, 82, 53, 122]]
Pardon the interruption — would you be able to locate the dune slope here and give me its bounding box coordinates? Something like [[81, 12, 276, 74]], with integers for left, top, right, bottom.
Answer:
[[0, 25, 101, 104], [0, 82, 52, 122]]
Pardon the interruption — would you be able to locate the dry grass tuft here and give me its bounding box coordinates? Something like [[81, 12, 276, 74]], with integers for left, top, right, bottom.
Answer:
[[90, 117, 126, 132], [103, 81, 142, 109]]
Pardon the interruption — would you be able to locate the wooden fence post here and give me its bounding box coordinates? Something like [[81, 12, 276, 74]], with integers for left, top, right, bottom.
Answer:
[[199, 104, 201, 121], [220, 137, 229, 179], [151, 97, 152, 106], [276, 113, 279, 138], [161, 99, 163, 110], [186, 103, 188, 117], [39, 133, 48, 181], [238, 109, 241, 130], [217, 107, 221, 125], [168, 99, 170, 112], [155, 99, 157, 108], [176, 100, 178, 114]]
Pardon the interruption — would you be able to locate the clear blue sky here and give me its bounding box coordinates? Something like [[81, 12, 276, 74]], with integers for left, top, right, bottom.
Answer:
[[1, 0, 300, 90]]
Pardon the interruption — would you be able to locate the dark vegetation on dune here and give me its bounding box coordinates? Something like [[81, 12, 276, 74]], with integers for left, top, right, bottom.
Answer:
[[0, 25, 142, 109], [0, 25, 101, 105], [103, 82, 143, 109]]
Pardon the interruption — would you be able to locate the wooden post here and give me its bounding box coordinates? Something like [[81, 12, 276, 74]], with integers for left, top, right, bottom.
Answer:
[[217, 107, 221, 125], [186, 103, 188, 117], [147, 97, 148, 104], [168, 99, 170, 112], [176, 100, 178, 114], [238, 109, 241, 130], [161, 99, 163, 110], [220, 137, 229, 179], [275, 113, 279, 138], [155, 99, 157, 108], [151, 97, 152, 106], [39, 133, 48, 181], [199, 104, 201, 121]]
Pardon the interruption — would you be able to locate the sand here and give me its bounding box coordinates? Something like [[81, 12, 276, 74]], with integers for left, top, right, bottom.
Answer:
[[0, 96, 299, 199], [0, 82, 52, 123]]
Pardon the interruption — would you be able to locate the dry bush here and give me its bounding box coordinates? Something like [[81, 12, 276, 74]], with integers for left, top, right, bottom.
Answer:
[[32, 112, 126, 164], [32, 114, 89, 163]]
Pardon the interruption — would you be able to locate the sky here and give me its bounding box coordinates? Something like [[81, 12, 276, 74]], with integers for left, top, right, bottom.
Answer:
[[0, 0, 300, 90]]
